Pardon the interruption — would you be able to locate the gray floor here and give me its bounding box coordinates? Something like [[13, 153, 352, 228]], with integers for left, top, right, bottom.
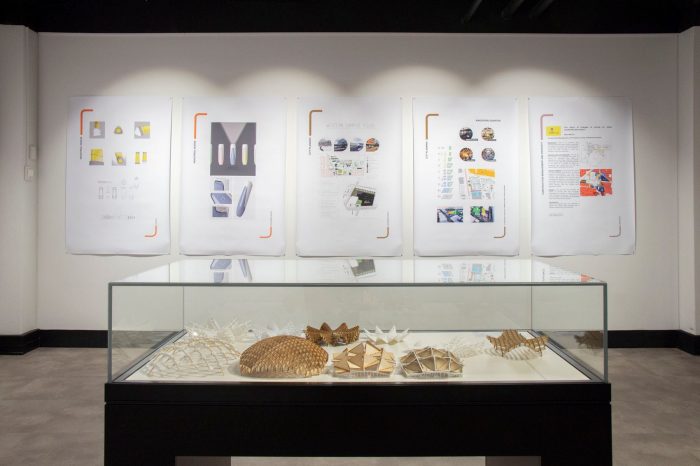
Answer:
[[0, 348, 698, 466]]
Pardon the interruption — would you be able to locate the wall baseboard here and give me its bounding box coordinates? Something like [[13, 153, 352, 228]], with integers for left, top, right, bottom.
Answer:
[[0, 329, 41, 354], [607, 330, 699, 355], [677, 330, 700, 355], [607, 330, 678, 348], [1, 329, 699, 355], [40, 330, 107, 348], [0, 329, 106, 354]]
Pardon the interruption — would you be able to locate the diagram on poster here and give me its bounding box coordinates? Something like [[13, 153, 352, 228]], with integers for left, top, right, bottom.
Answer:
[[66, 96, 172, 254], [180, 97, 286, 255], [413, 97, 519, 256], [296, 97, 402, 256], [529, 97, 635, 255]]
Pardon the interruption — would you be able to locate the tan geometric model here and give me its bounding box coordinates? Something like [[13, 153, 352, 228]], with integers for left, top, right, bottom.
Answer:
[[305, 322, 360, 346], [240, 335, 328, 378], [400, 347, 463, 378], [487, 330, 549, 356], [333, 341, 395, 377], [143, 336, 241, 379]]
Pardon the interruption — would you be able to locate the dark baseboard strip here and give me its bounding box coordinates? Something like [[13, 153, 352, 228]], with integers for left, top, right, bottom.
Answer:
[[2, 329, 699, 355], [608, 330, 678, 348], [677, 330, 700, 355], [40, 330, 107, 348], [0, 329, 107, 354], [608, 330, 699, 355], [0, 329, 41, 355]]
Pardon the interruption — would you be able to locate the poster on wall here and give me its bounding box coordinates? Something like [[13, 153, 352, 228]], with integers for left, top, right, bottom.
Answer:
[[413, 258, 523, 283], [66, 96, 172, 254], [413, 97, 519, 256], [529, 97, 635, 255], [296, 97, 402, 256], [180, 97, 286, 255]]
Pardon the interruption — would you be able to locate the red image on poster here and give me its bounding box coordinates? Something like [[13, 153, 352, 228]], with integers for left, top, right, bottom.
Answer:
[[580, 169, 612, 196]]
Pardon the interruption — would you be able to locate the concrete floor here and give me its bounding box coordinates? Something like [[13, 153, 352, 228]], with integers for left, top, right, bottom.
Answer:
[[0, 348, 698, 466]]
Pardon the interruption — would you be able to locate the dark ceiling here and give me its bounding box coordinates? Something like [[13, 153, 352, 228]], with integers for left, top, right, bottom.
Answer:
[[3, 0, 700, 34]]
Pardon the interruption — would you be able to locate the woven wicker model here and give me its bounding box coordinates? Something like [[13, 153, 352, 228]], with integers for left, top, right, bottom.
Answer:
[[400, 347, 463, 378], [333, 341, 395, 377], [305, 322, 360, 346], [239, 335, 328, 378], [486, 330, 549, 356]]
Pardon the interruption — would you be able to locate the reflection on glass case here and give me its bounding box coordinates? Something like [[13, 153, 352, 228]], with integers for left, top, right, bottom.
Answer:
[[108, 258, 607, 384]]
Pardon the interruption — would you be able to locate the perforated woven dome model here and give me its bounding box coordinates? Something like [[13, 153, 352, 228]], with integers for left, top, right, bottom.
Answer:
[[240, 335, 329, 378]]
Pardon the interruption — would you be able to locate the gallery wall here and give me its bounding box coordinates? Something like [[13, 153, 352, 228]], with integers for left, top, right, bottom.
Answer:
[[0, 26, 37, 335], [678, 28, 700, 335], [37, 32, 680, 331]]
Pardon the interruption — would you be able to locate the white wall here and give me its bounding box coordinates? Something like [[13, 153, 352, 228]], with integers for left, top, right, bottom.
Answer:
[[0, 26, 38, 335], [37, 33, 679, 331], [678, 28, 696, 334], [678, 27, 700, 336]]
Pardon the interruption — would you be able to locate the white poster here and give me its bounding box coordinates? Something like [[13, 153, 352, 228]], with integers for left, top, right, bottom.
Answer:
[[413, 97, 519, 256], [296, 97, 402, 256], [529, 97, 635, 255], [180, 97, 286, 255], [414, 259, 523, 283], [66, 96, 172, 254]]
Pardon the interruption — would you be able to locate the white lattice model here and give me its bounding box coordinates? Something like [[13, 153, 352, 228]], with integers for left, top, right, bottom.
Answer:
[[143, 336, 241, 378], [362, 326, 410, 345], [444, 336, 486, 359], [185, 318, 252, 343], [252, 321, 304, 340]]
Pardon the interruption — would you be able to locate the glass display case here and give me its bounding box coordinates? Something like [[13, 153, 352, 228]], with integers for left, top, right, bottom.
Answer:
[[105, 258, 611, 466], [108, 258, 606, 384]]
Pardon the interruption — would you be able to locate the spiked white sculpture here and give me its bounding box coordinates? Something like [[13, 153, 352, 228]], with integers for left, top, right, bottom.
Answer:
[[185, 318, 252, 343], [252, 321, 304, 340], [362, 325, 410, 345]]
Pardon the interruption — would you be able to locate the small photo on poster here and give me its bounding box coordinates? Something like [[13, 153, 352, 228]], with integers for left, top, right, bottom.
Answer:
[[459, 147, 474, 161], [366, 138, 380, 152], [321, 155, 368, 177], [437, 207, 464, 223], [212, 206, 229, 218], [343, 184, 377, 213], [579, 169, 612, 197], [210, 122, 256, 177], [470, 206, 494, 223], [459, 127, 476, 141], [481, 127, 496, 141], [89, 121, 106, 139], [209, 179, 254, 219], [466, 168, 495, 200], [481, 147, 496, 161], [212, 179, 229, 191]]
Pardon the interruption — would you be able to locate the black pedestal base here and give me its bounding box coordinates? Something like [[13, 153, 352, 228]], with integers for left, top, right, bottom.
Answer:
[[105, 382, 611, 466]]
